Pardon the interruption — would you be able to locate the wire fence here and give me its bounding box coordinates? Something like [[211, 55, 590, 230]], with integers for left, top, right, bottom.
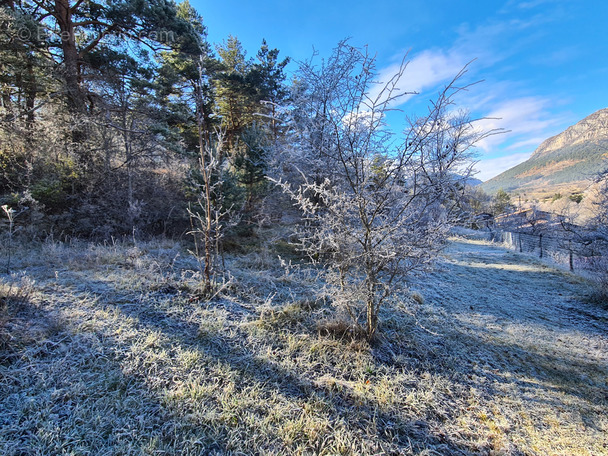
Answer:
[[489, 230, 604, 272]]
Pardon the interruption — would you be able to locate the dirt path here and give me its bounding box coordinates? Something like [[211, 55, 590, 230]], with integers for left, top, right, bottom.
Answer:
[[423, 238, 607, 363], [410, 237, 608, 454]]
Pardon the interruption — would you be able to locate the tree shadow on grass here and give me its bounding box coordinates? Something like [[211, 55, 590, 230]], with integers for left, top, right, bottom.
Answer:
[[0, 287, 231, 456], [99, 286, 480, 455], [13, 237, 607, 455], [88, 265, 607, 454], [399, 253, 608, 432]]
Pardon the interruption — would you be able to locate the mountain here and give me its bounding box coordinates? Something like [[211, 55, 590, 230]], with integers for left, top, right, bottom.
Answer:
[[466, 177, 483, 187], [482, 108, 608, 198]]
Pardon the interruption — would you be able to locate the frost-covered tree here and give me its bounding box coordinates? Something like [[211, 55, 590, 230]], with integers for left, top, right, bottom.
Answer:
[[274, 42, 495, 340]]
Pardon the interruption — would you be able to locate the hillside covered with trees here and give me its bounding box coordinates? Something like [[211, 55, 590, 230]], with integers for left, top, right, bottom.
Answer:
[[1, 0, 292, 238]]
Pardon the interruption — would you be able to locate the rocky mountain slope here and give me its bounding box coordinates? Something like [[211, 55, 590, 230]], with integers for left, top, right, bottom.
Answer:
[[482, 108, 608, 197]]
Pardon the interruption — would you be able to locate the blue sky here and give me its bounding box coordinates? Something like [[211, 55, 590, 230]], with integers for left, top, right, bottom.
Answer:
[[191, 0, 608, 181]]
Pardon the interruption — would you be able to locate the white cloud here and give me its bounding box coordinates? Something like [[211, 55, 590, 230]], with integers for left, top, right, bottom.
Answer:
[[505, 136, 548, 151], [515, 0, 559, 10], [382, 16, 576, 166], [473, 96, 563, 152], [399, 50, 468, 93], [473, 152, 532, 182], [367, 49, 467, 107], [369, 12, 550, 113], [369, 8, 577, 183]]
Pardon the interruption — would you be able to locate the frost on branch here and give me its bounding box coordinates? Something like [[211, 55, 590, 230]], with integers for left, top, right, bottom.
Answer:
[[272, 41, 498, 340]]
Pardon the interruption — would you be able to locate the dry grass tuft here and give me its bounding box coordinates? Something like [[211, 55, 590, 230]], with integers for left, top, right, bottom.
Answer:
[[316, 318, 369, 343], [411, 291, 425, 305], [0, 274, 34, 307], [0, 274, 36, 354], [585, 257, 608, 308]]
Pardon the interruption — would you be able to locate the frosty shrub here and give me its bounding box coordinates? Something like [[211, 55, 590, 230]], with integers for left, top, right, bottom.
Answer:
[[589, 169, 608, 304], [187, 126, 240, 296], [273, 42, 496, 340]]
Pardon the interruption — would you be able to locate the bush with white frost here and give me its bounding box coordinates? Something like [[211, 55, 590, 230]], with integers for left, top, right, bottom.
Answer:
[[273, 42, 497, 340]]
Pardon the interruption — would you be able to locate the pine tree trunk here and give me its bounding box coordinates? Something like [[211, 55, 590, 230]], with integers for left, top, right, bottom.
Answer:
[[54, 0, 83, 112], [25, 57, 36, 134]]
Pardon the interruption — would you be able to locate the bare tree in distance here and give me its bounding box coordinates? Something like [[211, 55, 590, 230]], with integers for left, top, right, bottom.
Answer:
[[273, 41, 501, 340]]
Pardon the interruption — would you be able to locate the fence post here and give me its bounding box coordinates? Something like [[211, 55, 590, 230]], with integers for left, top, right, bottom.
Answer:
[[519, 233, 523, 253], [539, 234, 543, 258]]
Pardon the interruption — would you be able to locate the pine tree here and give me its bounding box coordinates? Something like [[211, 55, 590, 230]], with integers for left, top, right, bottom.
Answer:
[[247, 39, 290, 138], [11, 0, 195, 112], [214, 35, 256, 154]]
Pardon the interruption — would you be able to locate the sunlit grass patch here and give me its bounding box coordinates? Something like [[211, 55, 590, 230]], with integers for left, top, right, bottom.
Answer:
[[1, 237, 607, 455]]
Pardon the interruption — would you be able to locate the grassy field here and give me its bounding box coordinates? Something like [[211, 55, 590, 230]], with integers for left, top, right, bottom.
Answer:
[[1, 236, 607, 455]]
